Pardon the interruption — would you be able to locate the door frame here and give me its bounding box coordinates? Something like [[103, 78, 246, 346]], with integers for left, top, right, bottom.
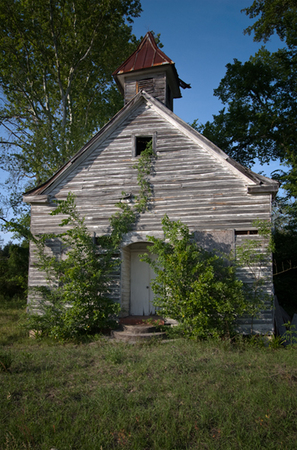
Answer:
[[120, 241, 154, 316]]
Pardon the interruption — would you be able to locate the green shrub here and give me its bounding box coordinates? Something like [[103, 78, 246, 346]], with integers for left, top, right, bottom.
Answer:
[[27, 194, 120, 340], [26, 143, 156, 341], [142, 215, 247, 338]]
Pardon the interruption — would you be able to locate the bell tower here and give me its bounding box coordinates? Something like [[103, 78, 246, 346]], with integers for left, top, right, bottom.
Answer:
[[113, 32, 190, 111]]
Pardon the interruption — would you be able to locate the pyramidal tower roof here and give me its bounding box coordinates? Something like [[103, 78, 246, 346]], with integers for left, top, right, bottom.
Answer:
[[113, 31, 174, 75], [113, 32, 190, 107]]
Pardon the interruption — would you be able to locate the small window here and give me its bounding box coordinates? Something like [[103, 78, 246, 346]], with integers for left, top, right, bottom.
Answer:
[[235, 230, 258, 235], [132, 132, 156, 157], [135, 136, 152, 156]]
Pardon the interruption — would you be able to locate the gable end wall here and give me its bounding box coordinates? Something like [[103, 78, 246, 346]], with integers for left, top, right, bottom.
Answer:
[[28, 101, 274, 333]]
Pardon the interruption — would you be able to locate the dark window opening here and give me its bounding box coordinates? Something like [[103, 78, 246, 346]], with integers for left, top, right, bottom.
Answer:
[[136, 136, 152, 156], [235, 230, 258, 235]]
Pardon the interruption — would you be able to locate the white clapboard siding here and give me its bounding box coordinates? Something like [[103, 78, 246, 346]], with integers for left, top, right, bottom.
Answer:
[[27, 97, 275, 332]]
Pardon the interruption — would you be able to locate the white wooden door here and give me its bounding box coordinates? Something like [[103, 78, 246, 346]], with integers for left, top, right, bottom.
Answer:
[[130, 251, 156, 315]]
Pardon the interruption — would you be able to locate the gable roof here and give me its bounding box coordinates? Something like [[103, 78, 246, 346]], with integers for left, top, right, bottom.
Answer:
[[23, 90, 279, 201]]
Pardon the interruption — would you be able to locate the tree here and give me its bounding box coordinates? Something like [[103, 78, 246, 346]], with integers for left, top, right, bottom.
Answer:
[[194, 0, 297, 221], [142, 215, 246, 338], [0, 0, 141, 218], [0, 240, 29, 303], [194, 49, 297, 167], [243, 0, 297, 46]]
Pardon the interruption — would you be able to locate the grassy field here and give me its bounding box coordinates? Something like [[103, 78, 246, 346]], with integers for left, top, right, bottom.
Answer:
[[1, 304, 297, 449]]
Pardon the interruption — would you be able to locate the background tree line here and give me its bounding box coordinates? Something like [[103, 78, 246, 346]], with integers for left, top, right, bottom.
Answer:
[[0, 241, 28, 304]]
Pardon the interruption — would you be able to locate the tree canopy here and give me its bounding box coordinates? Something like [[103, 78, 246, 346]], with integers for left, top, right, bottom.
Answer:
[[195, 0, 297, 224], [0, 0, 141, 217], [243, 0, 297, 45]]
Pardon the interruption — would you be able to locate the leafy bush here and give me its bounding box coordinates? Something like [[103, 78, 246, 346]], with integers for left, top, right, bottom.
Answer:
[[142, 215, 247, 338], [27, 194, 120, 340]]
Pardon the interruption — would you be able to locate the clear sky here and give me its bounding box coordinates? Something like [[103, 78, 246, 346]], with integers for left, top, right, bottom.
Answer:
[[131, 0, 281, 126], [0, 0, 284, 244]]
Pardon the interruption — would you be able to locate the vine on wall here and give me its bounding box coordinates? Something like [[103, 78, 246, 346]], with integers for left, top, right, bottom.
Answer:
[[133, 141, 155, 213], [108, 140, 155, 244]]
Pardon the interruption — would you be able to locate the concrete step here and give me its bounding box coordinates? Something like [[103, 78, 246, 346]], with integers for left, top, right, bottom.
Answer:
[[113, 329, 166, 343], [122, 324, 158, 334]]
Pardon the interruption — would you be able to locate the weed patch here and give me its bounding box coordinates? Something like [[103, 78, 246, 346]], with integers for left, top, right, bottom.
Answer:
[[0, 305, 28, 346]]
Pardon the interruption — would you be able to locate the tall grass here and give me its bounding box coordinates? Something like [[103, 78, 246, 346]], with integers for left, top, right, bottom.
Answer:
[[1, 303, 297, 449], [0, 300, 28, 346]]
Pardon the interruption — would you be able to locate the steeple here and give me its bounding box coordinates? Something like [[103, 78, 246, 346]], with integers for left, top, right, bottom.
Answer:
[[113, 32, 190, 111]]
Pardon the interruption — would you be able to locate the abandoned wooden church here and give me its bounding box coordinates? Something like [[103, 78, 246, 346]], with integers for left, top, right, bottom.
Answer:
[[24, 32, 279, 334]]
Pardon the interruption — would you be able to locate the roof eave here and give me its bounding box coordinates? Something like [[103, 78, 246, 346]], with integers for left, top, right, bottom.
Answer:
[[24, 89, 279, 200], [23, 92, 146, 198], [138, 91, 280, 189]]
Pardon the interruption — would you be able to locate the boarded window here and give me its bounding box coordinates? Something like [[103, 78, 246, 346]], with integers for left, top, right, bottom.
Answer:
[[137, 78, 154, 95]]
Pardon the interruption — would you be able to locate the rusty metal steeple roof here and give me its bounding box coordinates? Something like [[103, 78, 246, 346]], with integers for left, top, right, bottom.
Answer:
[[112, 32, 190, 101], [113, 32, 173, 76]]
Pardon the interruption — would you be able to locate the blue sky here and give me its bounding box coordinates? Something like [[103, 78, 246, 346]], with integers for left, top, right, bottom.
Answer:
[[0, 0, 284, 244], [131, 0, 281, 126]]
